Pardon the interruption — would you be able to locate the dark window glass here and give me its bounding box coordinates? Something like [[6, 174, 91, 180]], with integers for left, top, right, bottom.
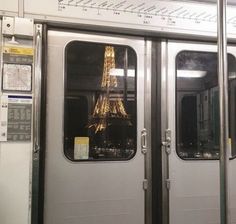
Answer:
[[64, 41, 137, 161], [176, 51, 236, 159]]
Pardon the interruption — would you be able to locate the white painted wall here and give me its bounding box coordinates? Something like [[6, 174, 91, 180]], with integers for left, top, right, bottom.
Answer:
[[0, 143, 32, 224], [0, 0, 18, 13]]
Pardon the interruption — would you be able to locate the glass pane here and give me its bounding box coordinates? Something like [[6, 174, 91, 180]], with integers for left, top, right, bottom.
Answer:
[[176, 51, 236, 159], [64, 41, 137, 161]]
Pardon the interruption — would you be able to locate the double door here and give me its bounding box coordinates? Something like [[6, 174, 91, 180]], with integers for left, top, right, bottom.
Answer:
[[43, 32, 236, 224]]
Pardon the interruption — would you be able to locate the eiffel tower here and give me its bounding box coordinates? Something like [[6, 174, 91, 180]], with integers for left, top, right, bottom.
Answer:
[[89, 46, 131, 133]]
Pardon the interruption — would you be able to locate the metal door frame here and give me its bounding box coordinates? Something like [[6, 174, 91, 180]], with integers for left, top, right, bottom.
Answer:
[[32, 27, 152, 224], [31, 23, 47, 224], [160, 39, 169, 224]]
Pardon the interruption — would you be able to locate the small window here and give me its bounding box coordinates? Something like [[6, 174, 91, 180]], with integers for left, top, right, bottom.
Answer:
[[64, 41, 137, 161], [176, 51, 236, 159]]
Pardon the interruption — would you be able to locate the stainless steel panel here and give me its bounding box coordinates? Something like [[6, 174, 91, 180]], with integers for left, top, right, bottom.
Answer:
[[44, 30, 145, 224], [217, 0, 230, 223], [33, 24, 42, 154], [144, 40, 152, 224], [166, 41, 236, 224], [31, 23, 43, 224], [166, 41, 223, 224], [161, 40, 170, 224]]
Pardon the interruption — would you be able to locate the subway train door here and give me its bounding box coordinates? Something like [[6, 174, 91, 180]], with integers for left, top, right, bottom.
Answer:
[[44, 30, 146, 224], [164, 41, 236, 224]]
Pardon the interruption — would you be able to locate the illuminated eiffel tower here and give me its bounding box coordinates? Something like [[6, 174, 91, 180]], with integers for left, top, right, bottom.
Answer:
[[89, 46, 130, 133]]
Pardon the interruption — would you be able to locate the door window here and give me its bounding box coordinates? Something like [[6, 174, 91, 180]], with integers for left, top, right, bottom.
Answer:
[[176, 51, 236, 159], [64, 41, 137, 161]]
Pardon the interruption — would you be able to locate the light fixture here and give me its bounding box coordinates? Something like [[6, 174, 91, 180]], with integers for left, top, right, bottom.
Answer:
[[229, 72, 236, 80], [177, 70, 207, 78], [110, 68, 135, 77]]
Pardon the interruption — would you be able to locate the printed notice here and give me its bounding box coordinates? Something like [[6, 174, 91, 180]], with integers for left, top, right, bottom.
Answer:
[[3, 64, 32, 91], [74, 137, 89, 160], [7, 96, 32, 141], [0, 95, 8, 141]]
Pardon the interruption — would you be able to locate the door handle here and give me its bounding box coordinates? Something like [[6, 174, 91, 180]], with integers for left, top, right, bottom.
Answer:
[[162, 129, 171, 155], [141, 128, 147, 154]]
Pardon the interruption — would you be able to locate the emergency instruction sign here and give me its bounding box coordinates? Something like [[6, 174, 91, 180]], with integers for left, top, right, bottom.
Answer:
[[0, 95, 32, 141]]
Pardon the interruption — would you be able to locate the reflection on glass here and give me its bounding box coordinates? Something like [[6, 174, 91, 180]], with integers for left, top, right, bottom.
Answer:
[[88, 46, 130, 133], [64, 42, 137, 161], [176, 51, 236, 159]]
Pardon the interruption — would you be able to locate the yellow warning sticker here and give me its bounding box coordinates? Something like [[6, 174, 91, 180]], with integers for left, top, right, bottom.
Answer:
[[74, 137, 89, 145], [74, 137, 89, 160], [3, 46, 34, 56]]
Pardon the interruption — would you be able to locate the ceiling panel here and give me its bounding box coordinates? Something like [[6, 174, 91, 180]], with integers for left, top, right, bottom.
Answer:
[[174, 0, 236, 5]]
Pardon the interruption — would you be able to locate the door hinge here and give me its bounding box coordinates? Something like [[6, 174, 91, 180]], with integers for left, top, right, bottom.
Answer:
[[166, 179, 171, 190], [162, 129, 171, 155], [143, 179, 148, 190]]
